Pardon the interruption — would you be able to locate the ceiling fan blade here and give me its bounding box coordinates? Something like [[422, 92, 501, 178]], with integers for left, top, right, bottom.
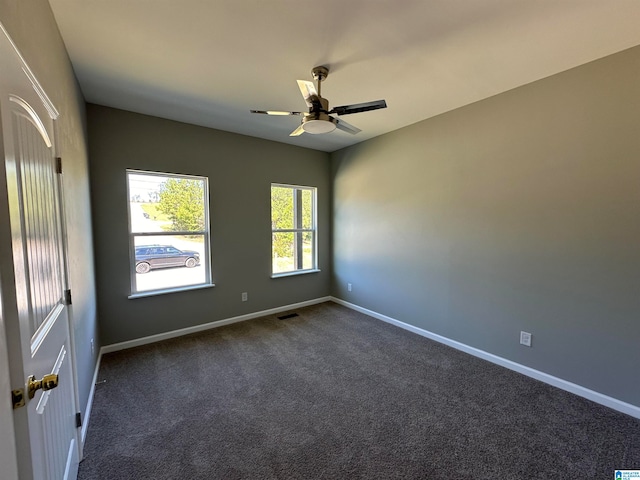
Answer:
[[330, 99, 387, 116], [290, 124, 305, 136], [250, 110, 303, 116], [297, 80, 319, 107], [334, 117, 361, 135]]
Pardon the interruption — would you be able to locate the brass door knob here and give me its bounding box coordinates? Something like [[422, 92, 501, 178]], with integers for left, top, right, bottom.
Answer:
[[27, 373, 59, 399]]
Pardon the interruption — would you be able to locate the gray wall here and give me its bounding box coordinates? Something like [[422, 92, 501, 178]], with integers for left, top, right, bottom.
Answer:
[[0, 1, 98, 421], [331, 46, 640, 407], [87, 105, 331, 345]]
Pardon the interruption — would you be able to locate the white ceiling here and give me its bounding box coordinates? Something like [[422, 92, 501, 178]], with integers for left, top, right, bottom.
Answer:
[[48, 0, 640, 153]]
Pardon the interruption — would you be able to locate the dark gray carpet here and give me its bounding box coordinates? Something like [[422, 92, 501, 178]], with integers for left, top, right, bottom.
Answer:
[[79, 302, 640, 479]]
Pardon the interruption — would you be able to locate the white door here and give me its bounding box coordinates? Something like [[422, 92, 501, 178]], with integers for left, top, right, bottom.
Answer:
[[0, 24, 80, 480]]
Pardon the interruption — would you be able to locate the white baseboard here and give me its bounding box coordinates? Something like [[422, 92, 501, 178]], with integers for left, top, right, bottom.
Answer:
[[101, 296, 332, 354], [80, 352, 102, 448], [331, 297, 640, 420]]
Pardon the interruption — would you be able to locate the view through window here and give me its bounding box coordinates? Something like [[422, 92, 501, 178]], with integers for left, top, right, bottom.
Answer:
[[127, 170, 211, 295], [271, 184, 317, 275]]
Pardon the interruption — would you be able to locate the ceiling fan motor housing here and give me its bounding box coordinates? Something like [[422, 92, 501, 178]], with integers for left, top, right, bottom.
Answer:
[[303, 96, 336, 133]]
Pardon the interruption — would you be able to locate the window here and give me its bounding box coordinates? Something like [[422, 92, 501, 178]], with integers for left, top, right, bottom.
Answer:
[[127, 170, 212, 296], [271, 184, 317, 276]]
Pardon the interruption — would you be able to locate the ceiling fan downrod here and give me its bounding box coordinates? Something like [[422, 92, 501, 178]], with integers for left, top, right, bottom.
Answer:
[[311, 65, 329, 98]]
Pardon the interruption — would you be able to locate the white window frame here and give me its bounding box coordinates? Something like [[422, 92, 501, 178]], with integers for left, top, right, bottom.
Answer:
[[127, 169, 213, 297], [271, 183, 319, 277]]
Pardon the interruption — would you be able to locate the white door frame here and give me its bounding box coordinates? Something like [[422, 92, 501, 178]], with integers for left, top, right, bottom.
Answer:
[[0, 294, 19, 480]]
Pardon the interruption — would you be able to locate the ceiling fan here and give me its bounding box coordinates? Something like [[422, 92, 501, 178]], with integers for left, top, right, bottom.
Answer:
[[250, 66, 387, 136]]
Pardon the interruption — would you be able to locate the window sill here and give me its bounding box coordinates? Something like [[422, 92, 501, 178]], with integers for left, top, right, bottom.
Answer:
[[128, 283, 215, 299], [271, 269, 321, 279]]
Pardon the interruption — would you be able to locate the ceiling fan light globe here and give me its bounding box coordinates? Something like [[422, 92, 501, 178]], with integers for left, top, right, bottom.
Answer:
[[302, 119, 337, 134]]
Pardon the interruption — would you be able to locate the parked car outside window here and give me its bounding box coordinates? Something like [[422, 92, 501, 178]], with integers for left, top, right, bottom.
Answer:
[[135, 244, 200, 274]]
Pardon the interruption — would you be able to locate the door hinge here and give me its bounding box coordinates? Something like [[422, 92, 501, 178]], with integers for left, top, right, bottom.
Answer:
[[56, 157, 62, 174], [75, 412, 82, 428], [12, 388, 25, 409], [63, 289, 72, 305]]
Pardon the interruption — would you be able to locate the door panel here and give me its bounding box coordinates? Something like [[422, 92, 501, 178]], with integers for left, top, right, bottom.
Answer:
[[12, 106, 64, 335]]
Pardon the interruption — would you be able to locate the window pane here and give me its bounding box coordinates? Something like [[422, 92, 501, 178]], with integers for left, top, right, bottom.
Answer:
[[272, 232, 295, 274], [301, 189, 313, 229], [302, 231, 314, 270], [271, 186, 294, 230], [129, 173, 205, 234], [134, 235, 205, 292], [129, 173, 167, 234]]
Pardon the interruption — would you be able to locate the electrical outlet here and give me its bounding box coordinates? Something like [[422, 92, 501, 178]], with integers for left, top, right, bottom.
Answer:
[[520, 331, 532, 347], [242, 292, 248, 302], [90, 338, 94, 355], [347, 283, 352, 292]]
